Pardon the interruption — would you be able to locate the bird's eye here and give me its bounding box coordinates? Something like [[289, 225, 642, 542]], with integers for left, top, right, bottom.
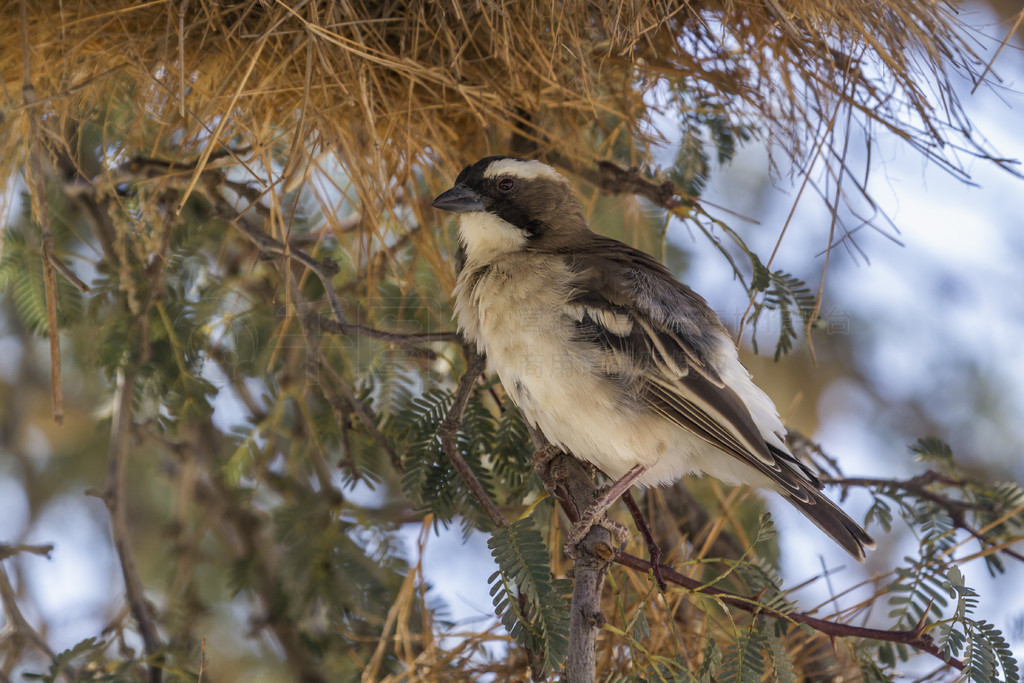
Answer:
[[497, 177, 515, 192]]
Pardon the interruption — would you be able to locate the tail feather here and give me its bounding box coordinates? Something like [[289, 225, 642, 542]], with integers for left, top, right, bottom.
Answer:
[[786, 486, 875, 562]]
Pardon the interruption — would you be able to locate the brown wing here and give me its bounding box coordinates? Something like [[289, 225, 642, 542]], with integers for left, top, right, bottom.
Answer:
[[561, 237, 875, 559], [563, 237, 782, 472]]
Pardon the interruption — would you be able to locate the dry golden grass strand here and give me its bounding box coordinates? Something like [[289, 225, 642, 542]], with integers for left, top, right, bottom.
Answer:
[[3, 1, 1002, 198]]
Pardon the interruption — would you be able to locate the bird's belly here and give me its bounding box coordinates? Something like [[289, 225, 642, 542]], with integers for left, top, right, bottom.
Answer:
[[458, 260, 763, 489], [480, 314, 719, 488]]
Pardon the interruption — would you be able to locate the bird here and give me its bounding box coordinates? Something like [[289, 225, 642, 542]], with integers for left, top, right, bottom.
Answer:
[[432, 155, 875, 562]]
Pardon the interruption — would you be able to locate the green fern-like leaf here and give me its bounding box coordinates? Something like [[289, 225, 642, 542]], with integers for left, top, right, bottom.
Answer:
[[914, 503, 957, 554], [393, 385, 504, 531], [887, 558, 948, 629], [731, 555, 794, 615], [763, 628, 797, 683], [944, 566, 980, 622], [695, 637, 723, 683], [25, 636, 107, 683], [857, 646, 897, 683], [487, 517, 570, 675], [396, 387, 457, 522], [456, 392, 497, 502], [490, 397, 536, 499], [669, 131, 711, 198], [910, 437, 955, 468], [748, 270, 817, 359], [1, 245, 85, 336], [865, 493, 895, 533], [964, 621, 1020, 683], [719, 628, 766, 683]]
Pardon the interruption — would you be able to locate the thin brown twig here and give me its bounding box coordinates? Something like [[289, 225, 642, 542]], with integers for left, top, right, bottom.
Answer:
[[21, 0, 63, 425], [0, 544, 53, 561], [621, 490, 666, 592], [827, 473, 1024, 563], [612, 551, 964, 670], [0, 562, 73, 682], [44, 251, 90, 292], [284, 271, 402, 468], [805, 77, 857, 364], [103, 366, 164, 683], [437, 349, 507, 530], [316, 315, 459, 359], [970, 6, 1024, 95], [227, 211, 346, 323], [736, 100, 843, 342]]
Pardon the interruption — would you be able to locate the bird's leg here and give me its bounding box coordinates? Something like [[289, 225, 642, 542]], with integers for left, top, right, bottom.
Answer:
[[530, 442, 564, 474], [622, 490, 667, 592], [565, 464, 649, 551], [530, 443, 566, 497]]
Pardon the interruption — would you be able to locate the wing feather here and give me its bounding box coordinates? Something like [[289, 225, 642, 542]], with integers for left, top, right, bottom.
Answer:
[[563, 236, 815, 492], [555, 236, 873, 560]]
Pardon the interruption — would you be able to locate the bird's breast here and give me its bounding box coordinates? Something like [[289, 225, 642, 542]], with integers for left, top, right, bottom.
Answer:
[[452, 255, 753, 486], [454, 255, 578, 381], [453, 256, 655, 476]]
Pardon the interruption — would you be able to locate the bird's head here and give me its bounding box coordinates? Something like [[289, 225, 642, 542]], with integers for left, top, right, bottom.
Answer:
[[432, 156, 587, 262]]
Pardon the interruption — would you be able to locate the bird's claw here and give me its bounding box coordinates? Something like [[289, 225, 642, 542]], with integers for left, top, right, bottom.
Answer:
[[564, 503, 630, 556], [530, 443, 564, 473]]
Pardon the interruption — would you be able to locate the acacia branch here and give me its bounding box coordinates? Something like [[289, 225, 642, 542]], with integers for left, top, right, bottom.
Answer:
[[612, 551, 963, 670], [827, 472, 1024, 563], [316, 315, 459, 359], [536, 454, 966, 674], [535, 450, 617, 683], [437, 349, 507, 530], [284, 272, 402, 469], [0, 556, 74, 682], [104, 366, 164, 683]]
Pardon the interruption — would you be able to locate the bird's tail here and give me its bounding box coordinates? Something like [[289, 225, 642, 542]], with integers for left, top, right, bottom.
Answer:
[[785, 486, 875, 562]]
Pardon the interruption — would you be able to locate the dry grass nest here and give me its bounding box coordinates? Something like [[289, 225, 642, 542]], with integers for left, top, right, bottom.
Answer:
[[0, 0, 1011, 235]]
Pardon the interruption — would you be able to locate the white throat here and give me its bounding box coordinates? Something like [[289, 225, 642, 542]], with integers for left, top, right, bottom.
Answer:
[[458, 212, 528, 264]]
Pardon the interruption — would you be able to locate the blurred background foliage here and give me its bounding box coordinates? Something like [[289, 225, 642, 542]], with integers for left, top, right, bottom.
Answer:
[[1, 0, 1024, 681]]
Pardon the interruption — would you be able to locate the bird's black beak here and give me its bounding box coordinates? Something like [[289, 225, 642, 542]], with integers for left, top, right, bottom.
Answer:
[[432, 185, 484, 214]]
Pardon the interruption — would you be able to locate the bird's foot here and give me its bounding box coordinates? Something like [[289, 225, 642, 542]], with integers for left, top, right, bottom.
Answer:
[[563, 463, 649, 556], [530, 443, 564, 474], [531, 443, 567, 497], [564, 515, 630, 557]]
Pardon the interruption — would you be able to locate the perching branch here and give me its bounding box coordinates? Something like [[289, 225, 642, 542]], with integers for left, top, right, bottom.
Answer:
[[534, 450, 618, 683], [533, 453, 970, 673]]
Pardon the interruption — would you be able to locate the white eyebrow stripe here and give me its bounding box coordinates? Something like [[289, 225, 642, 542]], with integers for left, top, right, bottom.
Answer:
[[483, 158, 567, 183]]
